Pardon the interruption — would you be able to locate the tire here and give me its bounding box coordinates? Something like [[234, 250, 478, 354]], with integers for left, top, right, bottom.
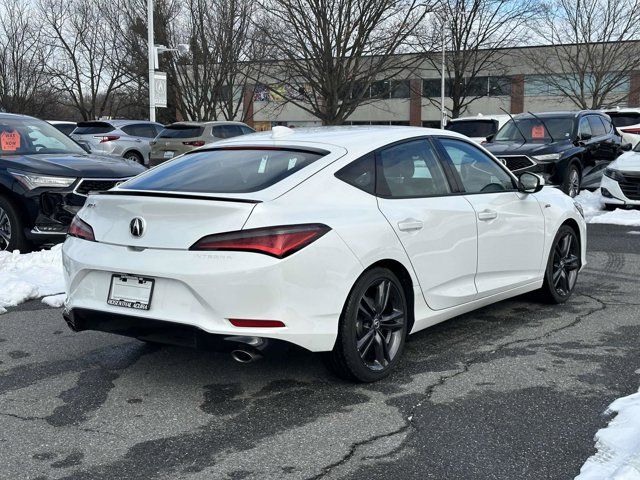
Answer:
[[124, 151, 144, 165], [561, 163, 581, 198], [538, 225, 580, 304], [0, 195, 30, 252], [324, 267, 408, 382]]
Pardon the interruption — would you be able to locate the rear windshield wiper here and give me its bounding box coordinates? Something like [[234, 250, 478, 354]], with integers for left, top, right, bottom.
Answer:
[[500, 107, 527, 144]]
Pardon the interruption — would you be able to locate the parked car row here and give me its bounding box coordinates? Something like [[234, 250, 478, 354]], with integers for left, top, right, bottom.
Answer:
[[448, 110, 629, 198]]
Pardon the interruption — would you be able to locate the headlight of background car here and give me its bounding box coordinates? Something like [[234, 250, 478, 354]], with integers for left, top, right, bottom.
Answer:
[[9, 171, 76, 190], [532, 153, 562, 162], [604, 168, 626, 183]]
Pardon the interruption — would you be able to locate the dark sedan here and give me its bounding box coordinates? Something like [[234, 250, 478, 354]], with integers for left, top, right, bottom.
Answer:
[[0, 113, 145, 251], [483, 111, 624, 197]]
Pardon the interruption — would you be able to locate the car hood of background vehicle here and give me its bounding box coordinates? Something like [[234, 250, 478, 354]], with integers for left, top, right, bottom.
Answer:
[[0, 153, 146, 178], [609, 152, 640, 172], [484, 140, 571, 157]]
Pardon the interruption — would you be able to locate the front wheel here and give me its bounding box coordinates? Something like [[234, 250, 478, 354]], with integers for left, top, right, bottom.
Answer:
[[562, 164, 581, 198], [538, 225, 580, 304], [0, 196, 30, 252], [324, 267, 408, 382]]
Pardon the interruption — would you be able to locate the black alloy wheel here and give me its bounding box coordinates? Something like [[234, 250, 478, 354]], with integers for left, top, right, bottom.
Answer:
[[0, 204, 11, 251], [539, 225, 580, 303], [325, 267, 408, 382]]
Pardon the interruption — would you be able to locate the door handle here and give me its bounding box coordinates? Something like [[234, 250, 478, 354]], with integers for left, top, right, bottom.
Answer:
[[477, 209, 498, 221], [398, 219, 423, 232]]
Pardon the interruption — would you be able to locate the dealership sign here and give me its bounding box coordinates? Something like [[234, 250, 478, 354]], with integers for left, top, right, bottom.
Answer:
[[155, 72, 167, 108]]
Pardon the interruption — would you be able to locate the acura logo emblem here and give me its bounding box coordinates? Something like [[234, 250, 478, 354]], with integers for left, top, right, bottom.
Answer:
[[130, 217, 145, 238]]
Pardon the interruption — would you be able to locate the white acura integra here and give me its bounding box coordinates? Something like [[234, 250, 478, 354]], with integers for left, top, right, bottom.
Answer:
[[62, 126, 586, 382]]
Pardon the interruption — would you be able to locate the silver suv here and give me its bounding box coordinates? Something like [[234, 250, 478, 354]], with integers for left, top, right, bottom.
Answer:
[[70, 120, 164, 165]]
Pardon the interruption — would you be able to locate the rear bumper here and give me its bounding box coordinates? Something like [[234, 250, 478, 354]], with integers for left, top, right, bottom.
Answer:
[[63, 307, 294, 353]]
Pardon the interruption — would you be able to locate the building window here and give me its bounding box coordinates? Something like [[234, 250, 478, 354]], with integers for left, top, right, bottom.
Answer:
[[371, 80, 391, 99], [390, 80, 411, 99], [525, 74, 630, 96], [489, 76, 511, 96]]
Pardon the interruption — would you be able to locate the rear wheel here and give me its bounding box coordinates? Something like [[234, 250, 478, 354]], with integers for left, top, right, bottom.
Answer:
[[538, 225, 580, 304], [0, 196, 30, 252], [124, 151, 144, 165], [324, 267, 408, 382], [562, 164, 581, 198]]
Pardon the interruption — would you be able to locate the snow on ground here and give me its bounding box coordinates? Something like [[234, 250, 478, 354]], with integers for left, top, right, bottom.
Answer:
[[575, 190, 640, 227], [576, 384, 640, 480], [0, 245, 65, 314]]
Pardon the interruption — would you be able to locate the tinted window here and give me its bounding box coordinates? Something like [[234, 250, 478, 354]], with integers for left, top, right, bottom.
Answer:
[[377, 140, 450, 198], [0, 117, 85, 155], [608, 113, 640, 127], [73, 122, 114, 135], [53, 124, 76, 136], [578, 117, 592, 138], [240, 126, 255, 135], [439, 138, 514, 193], [587, 116, 606, 136], [494, 117, 574, 143], [121, 148, 326, 193], [446, 120, 496, 138], [159, 125, 204, 139], [211, 125, 243, 139], [122, 124, 158, 138], [335, 153, 375, 194]]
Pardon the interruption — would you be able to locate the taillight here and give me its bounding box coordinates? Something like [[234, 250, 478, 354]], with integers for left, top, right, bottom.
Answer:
[[95, 135, 120, 143], [183, 140, 205, 147], [68, 216, 95, 241], [190, 224, 330, 258], [621, 128, 640, 135]]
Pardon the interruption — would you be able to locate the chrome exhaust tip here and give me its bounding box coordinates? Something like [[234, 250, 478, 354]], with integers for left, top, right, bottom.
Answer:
[[231, 349, 262, 363]]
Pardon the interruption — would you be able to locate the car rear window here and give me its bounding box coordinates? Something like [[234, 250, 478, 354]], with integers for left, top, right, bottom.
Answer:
[[607, 113, 640, 127], [120, 148, 328, 193], [73, 121, 114, 135], [211, 125, 244, 139], [446, 120, 496, 138], [159, 125, 204, 139]]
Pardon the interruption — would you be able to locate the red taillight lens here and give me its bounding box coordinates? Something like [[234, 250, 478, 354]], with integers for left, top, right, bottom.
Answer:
[[95, 135, 120, 143], [229, 319, 286, 328], [621, 128, 640, 135], [190, 224, 331, 258], [183, 140, 205, 147], [68, 216, 95, 241]]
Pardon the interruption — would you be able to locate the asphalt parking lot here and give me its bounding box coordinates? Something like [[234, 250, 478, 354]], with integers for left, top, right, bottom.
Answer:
[[1, 223, 639, 480]]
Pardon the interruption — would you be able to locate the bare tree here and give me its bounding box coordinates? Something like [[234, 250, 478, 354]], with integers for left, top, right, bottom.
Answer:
[[419, 0, 537, 119], [254, 0, 432, 125], [528, 0, 640, 109], [38, 0, 132, 120], [0, 0, 51, 116], [170, 0, 263, 121]]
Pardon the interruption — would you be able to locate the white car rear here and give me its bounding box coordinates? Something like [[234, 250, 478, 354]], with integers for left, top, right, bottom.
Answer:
[[62, 126, 587, 382], [603, 108, 640, 147], [445, 114, 510, 144]]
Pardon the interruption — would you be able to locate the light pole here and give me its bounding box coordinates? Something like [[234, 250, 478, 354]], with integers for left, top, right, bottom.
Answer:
[[440, 14, 447, 129], [147, 0, 155, 122]]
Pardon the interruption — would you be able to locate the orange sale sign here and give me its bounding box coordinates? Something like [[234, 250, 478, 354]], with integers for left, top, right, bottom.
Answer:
[[1, 130, 20, 151]]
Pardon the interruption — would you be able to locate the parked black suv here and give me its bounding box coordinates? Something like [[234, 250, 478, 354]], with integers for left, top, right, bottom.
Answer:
[[0, 113, 145, 251], [483, 111, 625, 197]]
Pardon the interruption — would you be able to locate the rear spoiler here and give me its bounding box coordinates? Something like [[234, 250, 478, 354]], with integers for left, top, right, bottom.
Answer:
[[100, 190, 261, 204]]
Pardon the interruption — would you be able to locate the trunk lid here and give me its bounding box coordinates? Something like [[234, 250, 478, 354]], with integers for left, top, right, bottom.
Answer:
[[81, 193, 257, 249]]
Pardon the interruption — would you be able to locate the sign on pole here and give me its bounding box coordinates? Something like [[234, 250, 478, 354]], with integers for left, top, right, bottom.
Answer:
[[154, 72, 167, 108]]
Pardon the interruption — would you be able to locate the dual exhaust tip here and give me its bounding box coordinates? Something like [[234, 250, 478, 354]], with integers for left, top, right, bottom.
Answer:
[[231, 349, 262, 363]]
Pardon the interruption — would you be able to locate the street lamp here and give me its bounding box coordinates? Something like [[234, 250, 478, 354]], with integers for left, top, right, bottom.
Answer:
[[439, 13, 448, 129]]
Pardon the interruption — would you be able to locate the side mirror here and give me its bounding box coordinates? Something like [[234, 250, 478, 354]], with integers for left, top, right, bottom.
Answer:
[[518, 172, 544, 194], [622, 143, 633, 152], [485, 134, 495, 143], [579, 132, 592, 142]]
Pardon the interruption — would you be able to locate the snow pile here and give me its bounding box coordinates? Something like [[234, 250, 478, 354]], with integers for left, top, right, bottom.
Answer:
[[575, 190, 640, 227], [577, 387, 640, 480], [0, 245, 65, 314]]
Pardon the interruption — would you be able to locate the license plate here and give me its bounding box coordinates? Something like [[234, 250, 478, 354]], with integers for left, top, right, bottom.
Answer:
[[107, 274, 154, 310], [163, 151, 175, 159]]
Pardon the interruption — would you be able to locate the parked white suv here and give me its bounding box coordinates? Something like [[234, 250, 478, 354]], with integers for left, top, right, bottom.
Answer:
[[70, 120, 164, 165], [602, 108, 640, 147]]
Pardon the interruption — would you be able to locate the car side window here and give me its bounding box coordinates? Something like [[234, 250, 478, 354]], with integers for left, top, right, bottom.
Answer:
[[335, 153, 375, 194], [377, 139, 451, 198], [437, 138, 515, 194], [578, 117, 592, 138], [212, 125, 243, 139], [240, 126, 255, 135], [588, 116, 606, 137]]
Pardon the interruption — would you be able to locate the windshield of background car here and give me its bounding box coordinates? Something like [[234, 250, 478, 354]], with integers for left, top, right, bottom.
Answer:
[[120, 147, 328, 193], [446, 120, 496, 138], [493, 117, 574, 143], [158, 125, 204, 139], [0, 117, 86, 155]]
